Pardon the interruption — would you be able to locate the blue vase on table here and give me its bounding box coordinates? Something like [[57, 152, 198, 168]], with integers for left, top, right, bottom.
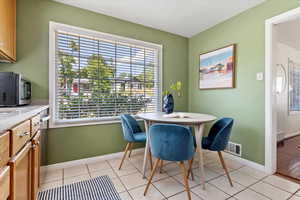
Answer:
[[163, 94, 174, 114]]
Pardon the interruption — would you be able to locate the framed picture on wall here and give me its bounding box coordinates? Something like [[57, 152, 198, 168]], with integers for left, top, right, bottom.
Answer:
[[199, 44, 236, 89]]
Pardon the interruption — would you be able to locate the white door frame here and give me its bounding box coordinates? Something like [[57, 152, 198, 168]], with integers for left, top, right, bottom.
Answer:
[[265, 7, 300, 174]]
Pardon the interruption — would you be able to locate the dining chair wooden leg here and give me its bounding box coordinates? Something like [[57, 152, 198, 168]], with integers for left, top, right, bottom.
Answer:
[[159, 160, 164, 173], [144, 158, 160, 196], [148, 148, 153, 170], [118, 143, 131, 170], [128, 143, 133, 158], [187, 158, 194, 181], [179, 161, 192, 200], [217, 151, 233, 187]]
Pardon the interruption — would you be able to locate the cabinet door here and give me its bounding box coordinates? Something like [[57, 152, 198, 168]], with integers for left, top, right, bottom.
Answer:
[[9, 143, 31, 200], [0, 132, 10, 168], [0, 166, 10, 200], [0, 0, 16, 62], [31, 131, 41, 200]]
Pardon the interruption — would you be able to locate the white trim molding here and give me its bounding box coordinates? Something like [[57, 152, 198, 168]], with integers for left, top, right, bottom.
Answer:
[[265, 7, 300, 174], [49, 21, 163, 129], [42, 148, 266, 173], [42, 148, 145, 171], [223, 152, 266, 172], [283, 131, 300, 140]]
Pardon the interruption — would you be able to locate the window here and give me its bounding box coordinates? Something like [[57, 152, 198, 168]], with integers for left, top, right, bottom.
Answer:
[[49, 22, 162, 127], [289, 58, 300, 113]]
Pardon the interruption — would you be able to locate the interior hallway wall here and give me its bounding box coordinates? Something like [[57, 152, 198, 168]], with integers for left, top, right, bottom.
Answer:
[[276, 42, 300, 139]]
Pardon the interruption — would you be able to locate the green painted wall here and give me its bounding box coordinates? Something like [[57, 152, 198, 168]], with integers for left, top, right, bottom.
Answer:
[[0, 0, 188, 164], [188, 0, 300, 165]]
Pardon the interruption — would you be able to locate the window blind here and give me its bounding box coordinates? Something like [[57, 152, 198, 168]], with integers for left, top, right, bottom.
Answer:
[[54, 30, 161, 123], [289, 58, 300, 112]]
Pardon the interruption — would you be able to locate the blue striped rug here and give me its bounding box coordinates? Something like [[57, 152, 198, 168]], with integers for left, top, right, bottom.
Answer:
[[38, 175, 121, 200]]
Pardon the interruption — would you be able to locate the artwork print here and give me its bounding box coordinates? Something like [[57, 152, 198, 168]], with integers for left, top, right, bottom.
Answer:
[[199, 44, 235, 89]]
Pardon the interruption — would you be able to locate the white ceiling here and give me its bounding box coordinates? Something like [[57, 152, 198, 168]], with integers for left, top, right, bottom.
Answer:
[[53, 0, 266, 37], [277, 18, 300, 51]]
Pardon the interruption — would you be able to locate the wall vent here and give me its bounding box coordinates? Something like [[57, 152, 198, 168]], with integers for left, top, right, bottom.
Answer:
[[225, 141, 242, 157]]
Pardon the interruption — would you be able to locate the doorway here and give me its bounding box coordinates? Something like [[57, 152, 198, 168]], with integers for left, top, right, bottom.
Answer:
[[265, 7, 300, 179]]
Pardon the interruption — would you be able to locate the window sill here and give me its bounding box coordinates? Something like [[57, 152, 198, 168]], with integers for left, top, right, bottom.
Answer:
[[49, 118, 144, 129]]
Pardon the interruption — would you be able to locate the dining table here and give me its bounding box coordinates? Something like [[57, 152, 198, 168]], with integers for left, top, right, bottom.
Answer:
[[137, 112, 216, 188]]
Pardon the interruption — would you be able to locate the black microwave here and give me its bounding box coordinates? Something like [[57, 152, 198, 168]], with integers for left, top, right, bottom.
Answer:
[[0, 72, 31, 106]]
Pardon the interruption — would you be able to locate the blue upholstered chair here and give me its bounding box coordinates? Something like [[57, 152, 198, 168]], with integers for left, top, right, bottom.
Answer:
[[144, 124, 195, 200], [201, 118, 234, 186], [119, 114, 152, 170], [158, 126, 196, 175]]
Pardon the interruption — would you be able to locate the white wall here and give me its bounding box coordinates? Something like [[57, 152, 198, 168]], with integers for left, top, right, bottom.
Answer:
[[276, 42, 300, 139], [277, 18, 300, 51]]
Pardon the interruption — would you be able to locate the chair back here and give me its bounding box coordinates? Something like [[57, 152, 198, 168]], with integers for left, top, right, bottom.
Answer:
[[120, 114, 142, 142], [208, 118, 234, 151], [149, 124, 195, 161]]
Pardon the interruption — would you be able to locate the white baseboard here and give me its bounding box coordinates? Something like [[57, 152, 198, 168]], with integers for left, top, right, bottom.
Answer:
[[223, 152, 267, 173], [284, 131, 300, 140], [41, 148, 145, 171], [277, 130, 285, 142], [43, 147, 267, 174]]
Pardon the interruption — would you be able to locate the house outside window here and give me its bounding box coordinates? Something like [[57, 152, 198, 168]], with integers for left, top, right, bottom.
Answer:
[[49, 22, 162, 128]]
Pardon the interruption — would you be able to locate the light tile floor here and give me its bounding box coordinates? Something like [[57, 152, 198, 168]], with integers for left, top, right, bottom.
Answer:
[[40, 150, 300, 200]]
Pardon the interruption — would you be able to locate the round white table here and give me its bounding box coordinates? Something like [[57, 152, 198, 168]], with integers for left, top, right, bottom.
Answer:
[[137, 112, 216, 188]]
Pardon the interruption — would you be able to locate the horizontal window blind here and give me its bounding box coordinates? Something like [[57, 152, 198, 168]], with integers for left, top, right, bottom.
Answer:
[[289, 58, 300, 112], [54, 30, 161, 123]]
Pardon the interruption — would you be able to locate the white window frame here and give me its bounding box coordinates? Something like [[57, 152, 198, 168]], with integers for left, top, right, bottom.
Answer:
[[49, 21, 163, 128]]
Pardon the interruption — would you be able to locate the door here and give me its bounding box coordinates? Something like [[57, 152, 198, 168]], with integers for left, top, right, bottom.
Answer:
[[9, 143, 31, 200], [31, 131, 41, 200]]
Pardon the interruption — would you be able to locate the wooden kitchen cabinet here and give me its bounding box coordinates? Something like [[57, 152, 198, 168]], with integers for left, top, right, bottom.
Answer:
[[0, 166, 10, 200], [31, 115, 41, 136], [10, 120, 31, 156], [0, 108, 48, 200], [9, 143, 32, 200], [0, 132, 10, 168], [31, 131, 41, 200], [0, 0, 16, 62]]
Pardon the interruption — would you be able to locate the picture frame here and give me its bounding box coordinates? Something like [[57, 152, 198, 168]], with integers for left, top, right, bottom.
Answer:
[[199, 44, 236, 89]]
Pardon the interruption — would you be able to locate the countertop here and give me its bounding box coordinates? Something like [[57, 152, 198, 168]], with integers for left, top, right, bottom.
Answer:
[[0, 104, 49, 134]]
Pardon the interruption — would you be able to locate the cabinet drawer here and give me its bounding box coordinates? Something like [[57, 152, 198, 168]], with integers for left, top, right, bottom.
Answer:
[[0, 166, 10, 200], [11, 120, 31, 155], [31, 115, 40, 136], [0, 132, 10, 168]]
